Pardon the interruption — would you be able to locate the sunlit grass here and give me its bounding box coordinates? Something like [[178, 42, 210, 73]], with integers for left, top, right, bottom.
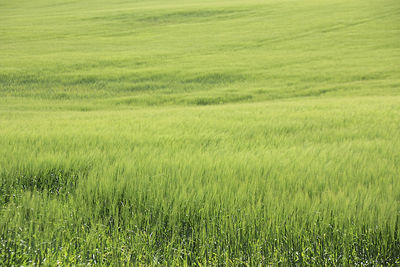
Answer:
[[0, 0, 399, 265]]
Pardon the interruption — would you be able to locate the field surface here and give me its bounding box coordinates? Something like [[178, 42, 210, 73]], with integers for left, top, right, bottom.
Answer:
[[1, 0, 400, 265]]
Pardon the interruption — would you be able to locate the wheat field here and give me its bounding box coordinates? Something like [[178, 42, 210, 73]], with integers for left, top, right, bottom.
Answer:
[[1, 0, 399, 265]]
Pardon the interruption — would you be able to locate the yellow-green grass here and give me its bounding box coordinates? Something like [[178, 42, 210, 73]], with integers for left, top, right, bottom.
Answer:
[[1, 0, 399, 104], [1, 96, 399, 265], [1, 0, 400, 265]]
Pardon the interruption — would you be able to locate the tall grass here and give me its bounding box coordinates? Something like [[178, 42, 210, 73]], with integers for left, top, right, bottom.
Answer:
[[1, 97, 399, 265], [1, 0, 399, 103], [1, 0, 400, 264]]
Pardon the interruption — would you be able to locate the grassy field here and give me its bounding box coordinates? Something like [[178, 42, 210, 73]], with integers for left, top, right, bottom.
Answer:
[[1, 0, 400, 265]]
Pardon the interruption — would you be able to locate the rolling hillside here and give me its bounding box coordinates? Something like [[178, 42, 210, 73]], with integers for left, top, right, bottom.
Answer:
[[1, 0, 399, 265]]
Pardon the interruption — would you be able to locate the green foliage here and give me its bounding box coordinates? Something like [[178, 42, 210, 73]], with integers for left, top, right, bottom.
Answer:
[[0, 0, 399, 265], [1, 0, 399, 103]]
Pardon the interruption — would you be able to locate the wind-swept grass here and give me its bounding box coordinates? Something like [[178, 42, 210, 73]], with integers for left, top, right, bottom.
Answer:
[[1, 0, 399, 103], [0, 0, 399, 265], [1, 97, 399, 265]]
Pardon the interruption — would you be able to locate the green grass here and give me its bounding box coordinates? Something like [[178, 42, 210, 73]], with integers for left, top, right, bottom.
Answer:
[[1, 0, 400, 265]]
